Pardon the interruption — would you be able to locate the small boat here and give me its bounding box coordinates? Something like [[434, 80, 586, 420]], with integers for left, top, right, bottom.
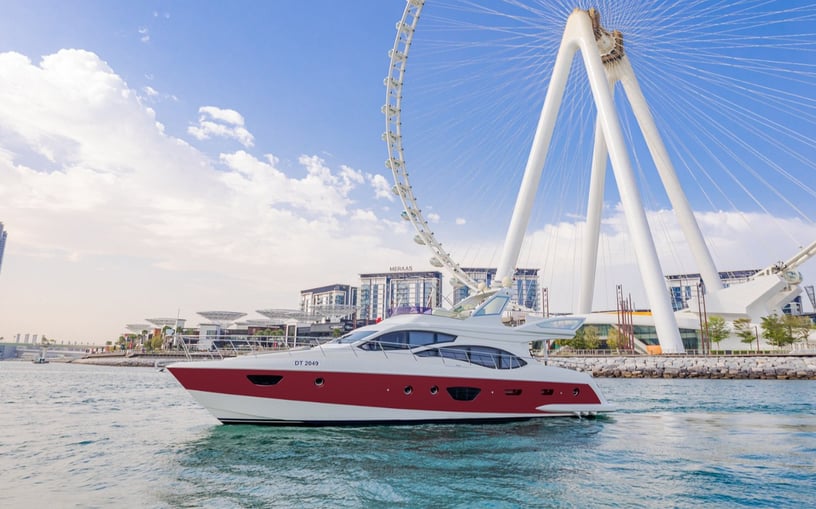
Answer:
[[167, 289, 614, 425]]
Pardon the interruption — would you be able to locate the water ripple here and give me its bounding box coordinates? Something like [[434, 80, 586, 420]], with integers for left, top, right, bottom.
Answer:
[[1, 364, 814, 508]]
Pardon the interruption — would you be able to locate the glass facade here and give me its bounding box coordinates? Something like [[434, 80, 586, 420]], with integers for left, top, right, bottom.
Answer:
[[665, 270, 759, 311], [453, 267, 540, 312], [359, 271, 443, 320], [299, 284, 358, 315]]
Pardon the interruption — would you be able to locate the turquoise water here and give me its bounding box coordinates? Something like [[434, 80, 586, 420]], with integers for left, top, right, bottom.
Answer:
[[1, 362, 814, 508]]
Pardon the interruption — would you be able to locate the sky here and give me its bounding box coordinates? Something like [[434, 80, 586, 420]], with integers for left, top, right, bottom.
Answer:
[[1, 1, 814, 344]]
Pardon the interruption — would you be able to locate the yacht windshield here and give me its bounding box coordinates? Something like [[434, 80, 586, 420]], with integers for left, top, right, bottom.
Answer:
[[334, 330, 377, 344]]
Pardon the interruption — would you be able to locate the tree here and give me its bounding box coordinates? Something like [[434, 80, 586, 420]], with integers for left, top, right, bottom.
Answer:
[[733, 318, 756, 347], [783, 314, 811, 345], [606, 327, 625, 351], [570, 329, 587, 350], [707, 316, 729, 348], [582, 326, 600, 350], [761, 314, 792, 348], [149, 335, 164, 350]]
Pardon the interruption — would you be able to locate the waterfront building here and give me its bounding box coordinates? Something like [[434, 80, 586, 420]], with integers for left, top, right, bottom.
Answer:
[[359, 268, 443, 321], [665, 270, 760, 312], [782, 295, 803, 315], [300, 284, 358, 315], [577, 312, 705, 353], [0, 222, 6, 274], [452, 267, 540, 312]]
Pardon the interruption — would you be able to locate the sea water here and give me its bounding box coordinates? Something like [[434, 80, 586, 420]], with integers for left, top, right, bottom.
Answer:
[[1, 362, 814, 508]]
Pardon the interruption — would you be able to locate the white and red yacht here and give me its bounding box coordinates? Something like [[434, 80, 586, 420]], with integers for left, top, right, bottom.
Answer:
[[167, 290, 614, 425]]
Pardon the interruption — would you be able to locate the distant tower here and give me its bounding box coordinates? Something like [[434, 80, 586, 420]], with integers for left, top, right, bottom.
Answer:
[[0, 222, 7, 275]]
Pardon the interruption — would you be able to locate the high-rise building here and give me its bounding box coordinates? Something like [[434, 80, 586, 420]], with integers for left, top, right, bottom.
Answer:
[[452, 267, 540, 312], [300, 284, 358, 315], [359, 268, 443, 321], [0, 222, 7, 274]]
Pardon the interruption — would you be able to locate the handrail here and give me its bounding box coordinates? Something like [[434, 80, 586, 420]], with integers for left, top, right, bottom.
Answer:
[[172, 334, 334, 357]]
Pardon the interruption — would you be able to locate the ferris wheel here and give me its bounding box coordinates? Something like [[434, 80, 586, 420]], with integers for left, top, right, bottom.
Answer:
[[383, 0, 481, 292], [382, 0, 816, 309]]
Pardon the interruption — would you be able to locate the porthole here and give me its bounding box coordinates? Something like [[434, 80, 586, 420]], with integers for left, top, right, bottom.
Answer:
[[404, 385, 413, 395], [573, 387, 580, 396], [430, 385, 439, 395], [315, 377, 324, 387]]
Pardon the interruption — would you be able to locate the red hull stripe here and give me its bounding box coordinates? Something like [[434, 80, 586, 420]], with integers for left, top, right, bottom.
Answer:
[[168, 367, 601, 414]]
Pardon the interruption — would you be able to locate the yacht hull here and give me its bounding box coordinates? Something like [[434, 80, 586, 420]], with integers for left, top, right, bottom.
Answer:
[[167, 290, 615, 425], [168, 364, 613, 425]]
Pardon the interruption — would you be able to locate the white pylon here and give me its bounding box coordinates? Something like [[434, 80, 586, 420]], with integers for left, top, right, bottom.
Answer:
[[496, 8, 727, 353], [578, 46, 726, 314]]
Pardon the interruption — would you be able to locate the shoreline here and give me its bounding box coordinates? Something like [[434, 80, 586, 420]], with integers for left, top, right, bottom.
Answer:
[[65, 352, 816, 379], [547, 355, 816, 380], [69, 353, 214, 368]]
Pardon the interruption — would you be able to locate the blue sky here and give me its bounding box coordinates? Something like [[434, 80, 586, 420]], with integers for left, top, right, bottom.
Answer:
[[0, 1, 814, 343], [0, 1, 395, 169]]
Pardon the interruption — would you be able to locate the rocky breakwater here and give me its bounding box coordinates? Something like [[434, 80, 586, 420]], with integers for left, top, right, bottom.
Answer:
[[547, 355, 816, 380]]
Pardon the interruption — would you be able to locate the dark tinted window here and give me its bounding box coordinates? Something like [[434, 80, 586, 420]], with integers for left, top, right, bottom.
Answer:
[[334, 330, 376, 344], [360, 331, 457, 351], [415, 346, 526, 369], [247, 375, 283, 386]]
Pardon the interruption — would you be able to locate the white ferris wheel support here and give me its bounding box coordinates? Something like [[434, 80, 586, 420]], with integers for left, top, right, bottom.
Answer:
[[494, 8, 727, 354], [578, 32, 725, 314], [384, 0, 480, 292]]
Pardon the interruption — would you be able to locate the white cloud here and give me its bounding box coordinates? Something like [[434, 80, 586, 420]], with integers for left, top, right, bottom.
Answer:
[[455, 218, 466, 225], [0, 49, 428, 343], [426, 212, 440, 223], [517, 207, 816, 313], [199, 105, 245, 126], [188, 106, 255, 147], [138, 27, 150, 43], [367, 173, 394, 201], [2, 48, 812, 343], [429, 205, 816, 317]]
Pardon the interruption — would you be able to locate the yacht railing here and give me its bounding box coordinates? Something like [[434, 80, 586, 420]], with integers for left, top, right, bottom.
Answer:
[[172, 334, 334, 360]]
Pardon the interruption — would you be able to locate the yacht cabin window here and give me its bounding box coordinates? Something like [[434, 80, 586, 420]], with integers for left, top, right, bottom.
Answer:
[[415, 345, 526, 369], [359, 331, 456, 351], [472, 296, 509, 317], [334, 330, 377, 344]]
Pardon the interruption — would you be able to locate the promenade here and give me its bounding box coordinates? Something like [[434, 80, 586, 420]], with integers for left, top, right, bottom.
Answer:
[[69, 350, 816, 379]]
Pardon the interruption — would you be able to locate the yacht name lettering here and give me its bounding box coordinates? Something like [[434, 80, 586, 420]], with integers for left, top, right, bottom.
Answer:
[[293, 360, 320, 367]]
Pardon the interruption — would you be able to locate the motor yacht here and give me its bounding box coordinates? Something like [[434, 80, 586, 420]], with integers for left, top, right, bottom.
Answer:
[[167, 289, 614, 425]]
